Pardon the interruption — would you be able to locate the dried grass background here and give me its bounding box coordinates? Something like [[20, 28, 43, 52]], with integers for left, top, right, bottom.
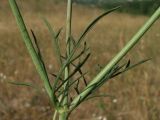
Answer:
[[0, 1, 160, 120]]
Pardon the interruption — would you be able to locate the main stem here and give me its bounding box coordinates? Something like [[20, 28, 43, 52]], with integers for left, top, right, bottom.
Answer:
[[59, 112, 68, 120], [59, 0, 72, 120]]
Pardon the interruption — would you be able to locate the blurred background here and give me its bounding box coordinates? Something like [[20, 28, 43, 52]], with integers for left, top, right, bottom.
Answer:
[[0, 0, 160, 120]]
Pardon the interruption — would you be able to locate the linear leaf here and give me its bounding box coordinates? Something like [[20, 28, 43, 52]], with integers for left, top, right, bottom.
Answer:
[[57, 72, 88, 98], [55, 28, 63, 39], [111, 58, 151, 78], [70, 42, 89, 63], [54, 52, 90, 91], [8, 81, 37, 88], [77, 6, 121, 46], [61, 56, 87, 82], [55, 54, 90, 92], [61, 55, 88, 86], [42, 17, 62, 66], [71, 63, 88, 86], [50, 73, 63, 81], [31, 30, 48, 73], [125, 59, 131, 68]]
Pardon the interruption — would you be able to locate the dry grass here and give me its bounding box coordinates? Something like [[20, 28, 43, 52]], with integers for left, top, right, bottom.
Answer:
[[0, 1, 160, 120]]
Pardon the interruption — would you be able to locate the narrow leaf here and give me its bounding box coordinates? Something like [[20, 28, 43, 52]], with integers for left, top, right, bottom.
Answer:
[[50, 73, 63, 81], [56, 52, 90, 90], [126, 59, 131, 68], [31, 30, 48, 73], [8, 81, 36, 88], [55, 28, 63, 39], [74, 87, 80, 95], [118, 58, 151, 76], [55, 54, 90, 92], [42, 17, 62, 66], [57, 72, 88, 96], [77, 6, 121, 46]]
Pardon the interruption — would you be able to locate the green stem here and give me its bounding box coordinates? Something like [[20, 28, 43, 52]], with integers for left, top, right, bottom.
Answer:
[[63, 0, 72, 106], [59, 112, 68, 120], [70, 7, 160, 111], [53, 110, 58, 120], [8, 0, 57, 106], [66, 0, 72, 44]]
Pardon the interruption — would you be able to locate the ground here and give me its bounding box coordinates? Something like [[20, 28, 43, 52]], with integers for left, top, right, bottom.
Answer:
[[0, 1, 160, 120]]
